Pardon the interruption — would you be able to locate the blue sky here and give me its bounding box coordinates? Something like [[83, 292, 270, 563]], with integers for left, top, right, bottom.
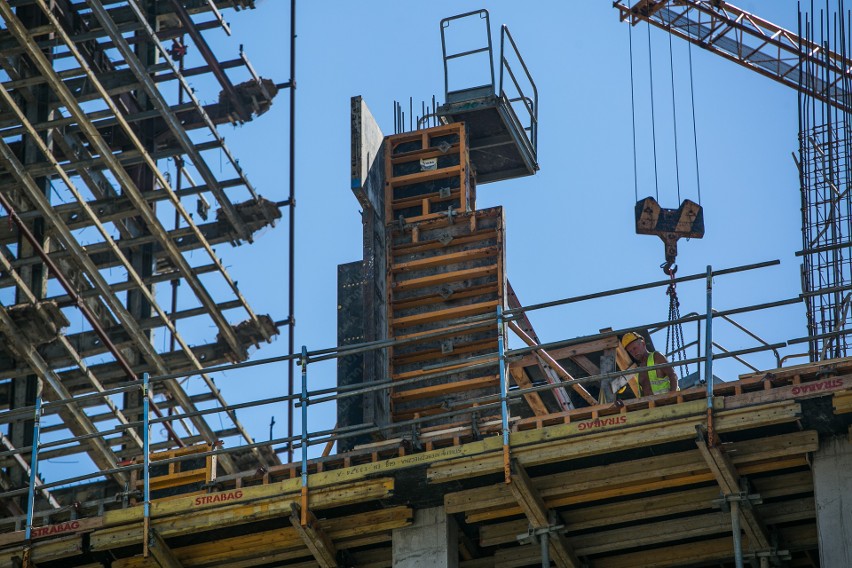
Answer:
[[192, 1, 809, 452], [26, 1, 815, 481]]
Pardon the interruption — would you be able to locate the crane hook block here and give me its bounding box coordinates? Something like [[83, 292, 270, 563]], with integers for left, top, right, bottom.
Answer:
[[635, 197, 705, 270]]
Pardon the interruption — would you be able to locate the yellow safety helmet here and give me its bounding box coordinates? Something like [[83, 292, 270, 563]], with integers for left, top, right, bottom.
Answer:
[[621, 331, 643, 349]]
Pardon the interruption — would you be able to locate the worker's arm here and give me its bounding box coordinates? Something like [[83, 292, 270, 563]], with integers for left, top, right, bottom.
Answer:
[[653, 351, 679, 391], [637, 373, 652, 397]]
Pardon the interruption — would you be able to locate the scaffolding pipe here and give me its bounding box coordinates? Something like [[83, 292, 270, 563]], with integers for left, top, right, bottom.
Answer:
[[287, 0, 298, 464], [0, 337, 785, 500], [498, 306, 511, 483], [504, 260, 780, 317], [731, 500, 744, 568], [540, 531, 550, 568], [300, 345, 308, 525], [23, 385, 42, 542], [142, 373, 151, 558], [705, 266, 715, 441]]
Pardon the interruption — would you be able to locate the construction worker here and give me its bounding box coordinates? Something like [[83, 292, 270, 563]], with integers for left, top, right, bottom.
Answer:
[[621, 331, 678, 396]]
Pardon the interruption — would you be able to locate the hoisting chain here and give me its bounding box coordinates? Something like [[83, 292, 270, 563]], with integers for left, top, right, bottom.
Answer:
[[665, 267, 689, 377]]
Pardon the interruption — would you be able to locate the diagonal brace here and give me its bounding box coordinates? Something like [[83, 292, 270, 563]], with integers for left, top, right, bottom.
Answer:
[[290, 503, 338, 568], [695, 427, 771, 551], [508, 460, 579, 568]]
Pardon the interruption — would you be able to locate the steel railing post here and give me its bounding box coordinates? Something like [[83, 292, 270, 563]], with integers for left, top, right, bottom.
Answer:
[[497, 306, 511, 483], [300, 345, 309, 525], [705, 265, 715, 439], [24, 382, 43, 542], [731, 500, 744, 568], [143, 372, 151, 557]]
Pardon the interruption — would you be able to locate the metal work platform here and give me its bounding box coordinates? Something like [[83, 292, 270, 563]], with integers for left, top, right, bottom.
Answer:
[[437, 10, 539, 185]]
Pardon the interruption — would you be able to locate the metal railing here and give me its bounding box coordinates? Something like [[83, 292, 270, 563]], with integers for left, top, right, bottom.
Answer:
[[499, 25, 538, 154], [8, 259, 827, 538]]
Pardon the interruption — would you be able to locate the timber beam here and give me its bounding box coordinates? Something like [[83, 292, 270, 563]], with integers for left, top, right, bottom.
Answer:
[[695, 427, 775, 553], [148, 528, 183, 568], [290, 504, 338, 568], [508, 460, 579, 568]]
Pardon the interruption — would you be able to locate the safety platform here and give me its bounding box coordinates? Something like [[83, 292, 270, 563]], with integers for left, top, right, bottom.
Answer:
[[437, 10, 539, 185]]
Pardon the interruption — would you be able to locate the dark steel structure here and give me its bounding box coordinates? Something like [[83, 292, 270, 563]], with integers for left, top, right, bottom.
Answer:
[[0, 0, 288, 519]]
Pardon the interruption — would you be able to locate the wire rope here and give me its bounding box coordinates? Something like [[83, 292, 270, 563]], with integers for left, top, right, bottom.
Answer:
[[629, 15, 639, 202], [668, 25, 682, 203], [687, 31, 702, 204], [648, 21, 660, 201]]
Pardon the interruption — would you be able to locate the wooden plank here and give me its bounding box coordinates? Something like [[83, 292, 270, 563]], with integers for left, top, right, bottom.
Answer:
[[96, 506, 411, 562], [392, 338, 497, 367], [738, 355, 852, 381], [0, 534, 84, 566], [835, 390, 852, 414], [390, 300, 498, 329], [390, 143, 461, 165], [0, 516, 104, 547], [388, 164, 462, 188], [391, 189, 462, 211], [91, 478, 395, 551], [430, 400, 715, 483], [725, 373, 852, 408], [391, 230, 496, 256], [594, 524, 816, 568], [392, 375, 500, 403], [445, 430, 817, 520], [392, 284, 497, 312], [390, 247, 498, 273], [290, 505, 338, 568], [573, 511, 732, 556], [394, 320, 493, 342], [272, 401, 799, 495], [392, 356, 498, 381], [509, 367, 549, 416], [593, 536, 737, 568], [511, 337, 620, 369], [149, 528, 184, 568], [392, 266, 498, 293], [507, 461, 579, 568], [695, 432, 772, 550], [508, 322, 596, 405]]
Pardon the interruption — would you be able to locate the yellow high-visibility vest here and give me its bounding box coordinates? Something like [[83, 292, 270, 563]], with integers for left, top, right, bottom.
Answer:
[[646, 352, 670, 395]]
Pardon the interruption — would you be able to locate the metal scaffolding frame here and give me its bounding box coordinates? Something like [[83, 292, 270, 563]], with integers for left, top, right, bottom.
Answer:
[[0, 0, 291, 516], [0, 259, 810, 544]]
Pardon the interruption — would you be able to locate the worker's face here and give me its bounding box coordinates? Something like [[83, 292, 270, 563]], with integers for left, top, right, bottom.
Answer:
[[626, 338, 648, 361]]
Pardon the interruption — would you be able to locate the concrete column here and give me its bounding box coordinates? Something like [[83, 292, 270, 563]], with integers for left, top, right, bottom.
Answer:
[[392, 506, 458, 568], [813, 435, 852, 567]]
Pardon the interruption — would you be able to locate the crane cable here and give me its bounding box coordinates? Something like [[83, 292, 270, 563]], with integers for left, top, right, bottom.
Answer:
[[629, 12, 639, 203], [629, 14, 704, 376], [647, 21, 661, 201]]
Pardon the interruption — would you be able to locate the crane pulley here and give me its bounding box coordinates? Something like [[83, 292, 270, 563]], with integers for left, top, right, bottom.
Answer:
[[634, 196, 704, 275]]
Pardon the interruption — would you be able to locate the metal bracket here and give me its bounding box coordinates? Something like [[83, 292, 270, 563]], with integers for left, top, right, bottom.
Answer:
[[743, 548, 792, 563], [515, 523, 565, 545], [712, 481, 762, 513]]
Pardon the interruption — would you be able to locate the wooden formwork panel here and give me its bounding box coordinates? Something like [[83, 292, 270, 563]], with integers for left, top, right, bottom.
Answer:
[[387, 207, 505, 422], [384, 123, 473, 225]]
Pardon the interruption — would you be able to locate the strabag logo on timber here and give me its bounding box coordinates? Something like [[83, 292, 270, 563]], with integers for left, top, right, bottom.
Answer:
[[791, 378, 844, 396], [577, 415, 628, 431], [194, 489, 243, 506], [31, 521, 80, 538]]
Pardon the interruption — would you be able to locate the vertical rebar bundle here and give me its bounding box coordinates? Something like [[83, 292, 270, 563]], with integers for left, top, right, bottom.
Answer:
[[798, 1, 852, 361]]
